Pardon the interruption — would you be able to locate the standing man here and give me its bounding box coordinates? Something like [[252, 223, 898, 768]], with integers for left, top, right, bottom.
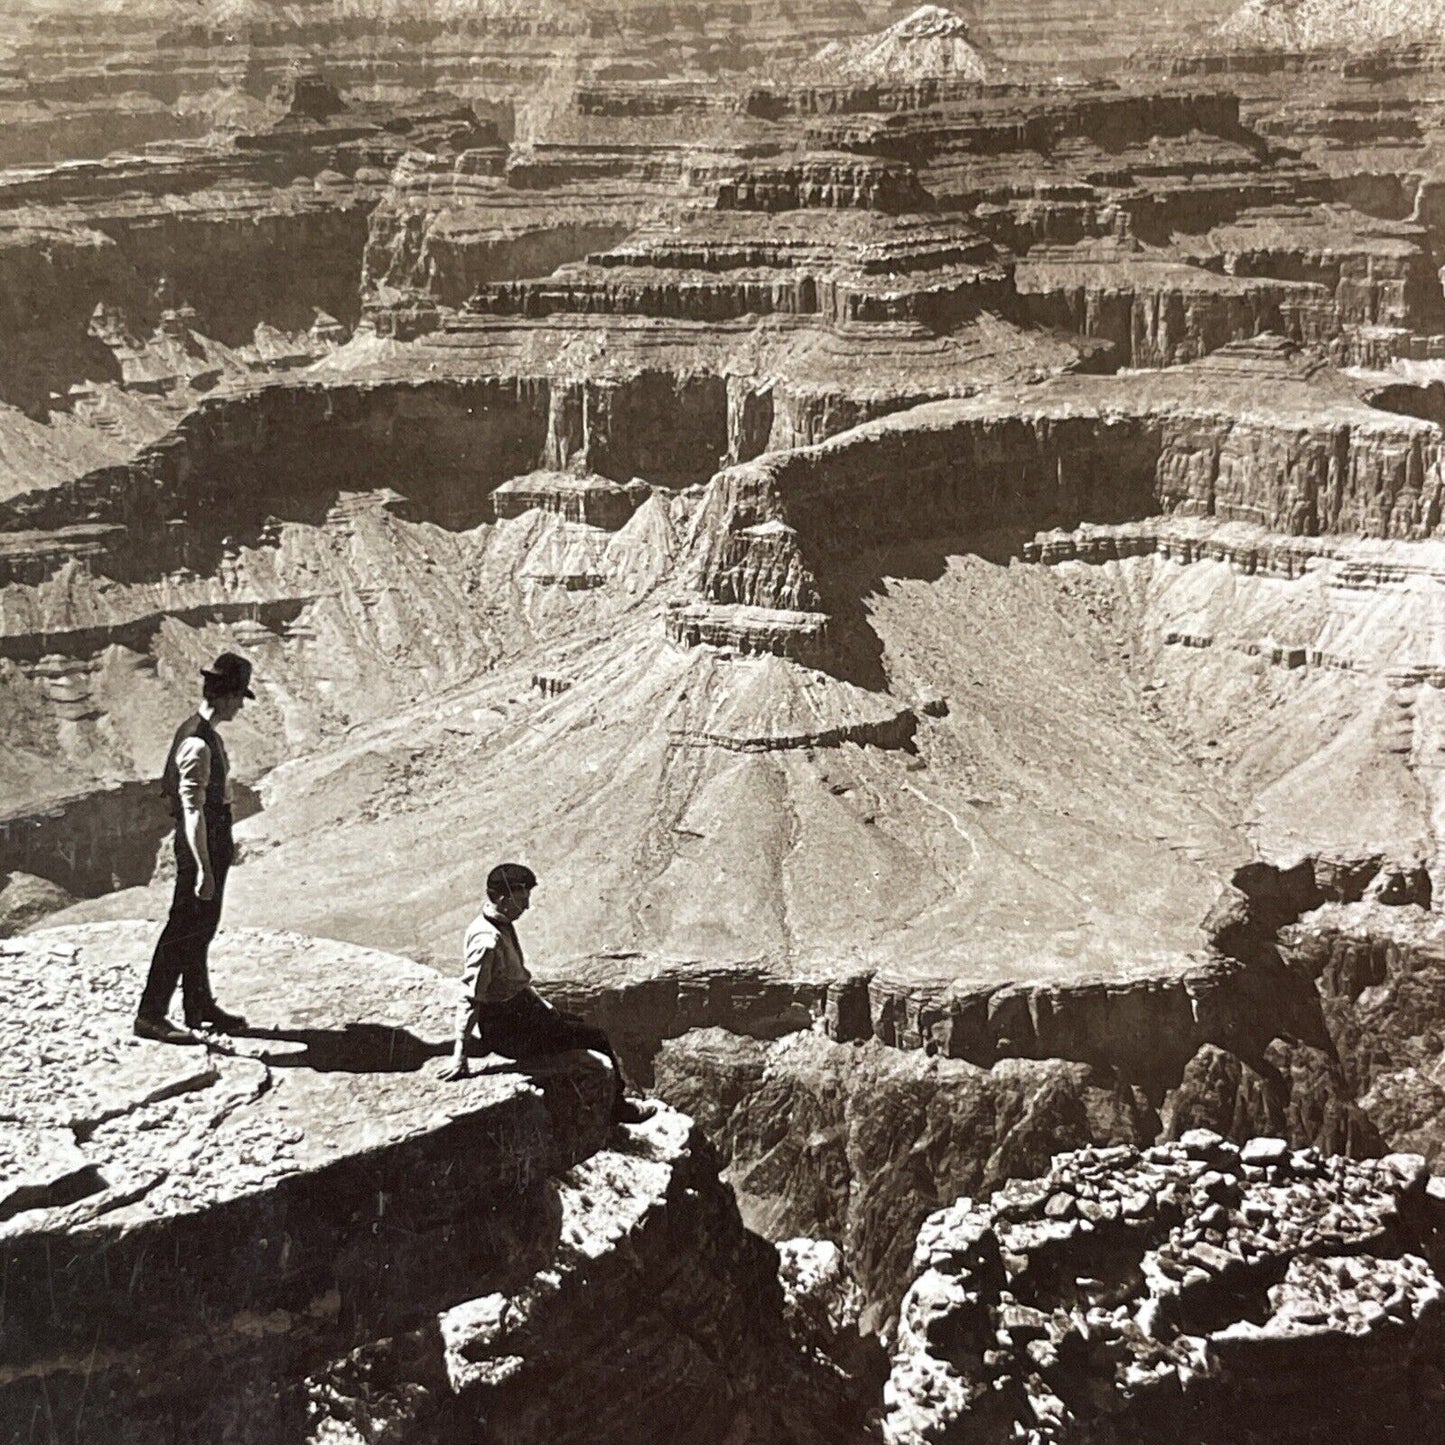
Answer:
[[444, 861, 652, 1126], [134, 651, 254, 1044]]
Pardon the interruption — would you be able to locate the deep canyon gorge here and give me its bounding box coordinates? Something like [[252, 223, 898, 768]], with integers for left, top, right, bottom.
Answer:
[[8, 1, 1445, 1441]]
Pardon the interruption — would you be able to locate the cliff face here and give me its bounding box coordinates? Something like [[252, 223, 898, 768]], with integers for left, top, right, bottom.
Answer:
[[617, 848, 1445, 1333], [1283, 902, 1445, 1165], [683, 339, 1445, 683], [314, 1109, 872, 1445], [461, 200, 1015, 332], [0, 778, 257, 906], [0, 923, 868, 1445], [0, 368, 732, 588], [656, 1029, 1165, 1326], [1017, 252, 1341, 368], [0, 90, 502, 413], [0, 1, 919, 166], [364, 206, 636, 313], [645, 941, 1375, 1327]]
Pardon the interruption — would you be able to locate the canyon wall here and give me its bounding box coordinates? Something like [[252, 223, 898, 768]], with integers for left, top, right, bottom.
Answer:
[[0, 367, 733, 589], [680, 340, 1445, 681]]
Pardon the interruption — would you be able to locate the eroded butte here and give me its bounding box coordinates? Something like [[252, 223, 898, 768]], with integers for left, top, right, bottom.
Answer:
[[7, 0, 1445, 1440]]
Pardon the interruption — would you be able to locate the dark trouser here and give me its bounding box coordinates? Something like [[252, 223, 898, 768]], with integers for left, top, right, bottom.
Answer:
[[138, 820, 232, 1023], [481, 990, 629, 1114]]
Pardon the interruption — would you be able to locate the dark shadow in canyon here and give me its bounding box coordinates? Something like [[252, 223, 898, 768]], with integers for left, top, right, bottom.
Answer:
[[0, 373, 732, 588], [0, 778, 262, 902]]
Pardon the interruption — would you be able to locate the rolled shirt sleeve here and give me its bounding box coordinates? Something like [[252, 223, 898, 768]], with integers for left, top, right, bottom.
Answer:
[[174, 736, 211, 813]]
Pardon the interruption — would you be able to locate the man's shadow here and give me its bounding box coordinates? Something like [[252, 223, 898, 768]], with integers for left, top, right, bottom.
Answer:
[[239, 1023, 450, 1073], [236, 1024, 538, 1077]]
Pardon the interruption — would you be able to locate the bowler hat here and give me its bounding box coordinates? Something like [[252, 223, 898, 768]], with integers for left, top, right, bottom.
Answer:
[[201, 651, 256, 699]]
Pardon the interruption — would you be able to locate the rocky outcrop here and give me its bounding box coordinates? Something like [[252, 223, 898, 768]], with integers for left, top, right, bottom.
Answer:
[[666, 601, 834, 668], [0, 923, 868, 1444], [469, 210, 1015, 330], [0, 366, 731, 587], [1017, 249, 1339, 367], [1173, 205, 1444, 332], [467, 259, 1010, 328], [680, 338, 1445, 673], [886, 1136, 1445, 1442], [715, 153, 933, 213], [825, 88, 1246, 172], [645, 962, 1379, 1323], [624, 850, 1445, 1329], [492, 471, 652, 528], [0, 923, 607, 1441], [311, 1109, 874, 1445], [1021, 514, 1365, 572], [1282, 902, 1445, 1165]]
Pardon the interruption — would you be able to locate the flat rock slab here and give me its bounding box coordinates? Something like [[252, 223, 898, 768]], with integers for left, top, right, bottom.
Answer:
[[0, 922, 532, 1233], [0, 921, 619, 1441]]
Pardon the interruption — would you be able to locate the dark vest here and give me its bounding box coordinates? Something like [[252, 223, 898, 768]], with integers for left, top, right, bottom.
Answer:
[[161, 713, 230, 825]]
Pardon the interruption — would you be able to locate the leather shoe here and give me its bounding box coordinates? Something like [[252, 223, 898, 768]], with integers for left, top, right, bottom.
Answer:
[[185, 1004, 247, 1033], [134, 1015, 203, 1046], [612, 1098, 658, 1126]]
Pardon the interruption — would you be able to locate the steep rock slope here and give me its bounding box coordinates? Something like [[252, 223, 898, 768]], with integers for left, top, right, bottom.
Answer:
[[656, 1029, 1167, 1326], [808, 6, 993, 84]]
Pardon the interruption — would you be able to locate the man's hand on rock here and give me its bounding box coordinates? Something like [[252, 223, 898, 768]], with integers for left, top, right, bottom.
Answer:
[[441, 1059, 471, 1082]]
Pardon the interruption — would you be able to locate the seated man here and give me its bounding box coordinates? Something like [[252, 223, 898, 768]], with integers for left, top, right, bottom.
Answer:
[[443, 861, 652, 1126]]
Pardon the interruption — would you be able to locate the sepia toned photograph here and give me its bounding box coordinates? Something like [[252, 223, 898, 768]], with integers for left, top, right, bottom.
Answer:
[[1, 1, 1443, 1440]]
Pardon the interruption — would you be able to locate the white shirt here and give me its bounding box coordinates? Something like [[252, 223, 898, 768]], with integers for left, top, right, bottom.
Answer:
[[174, 728, 234, 812], [460, 904, 533, 1004]]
